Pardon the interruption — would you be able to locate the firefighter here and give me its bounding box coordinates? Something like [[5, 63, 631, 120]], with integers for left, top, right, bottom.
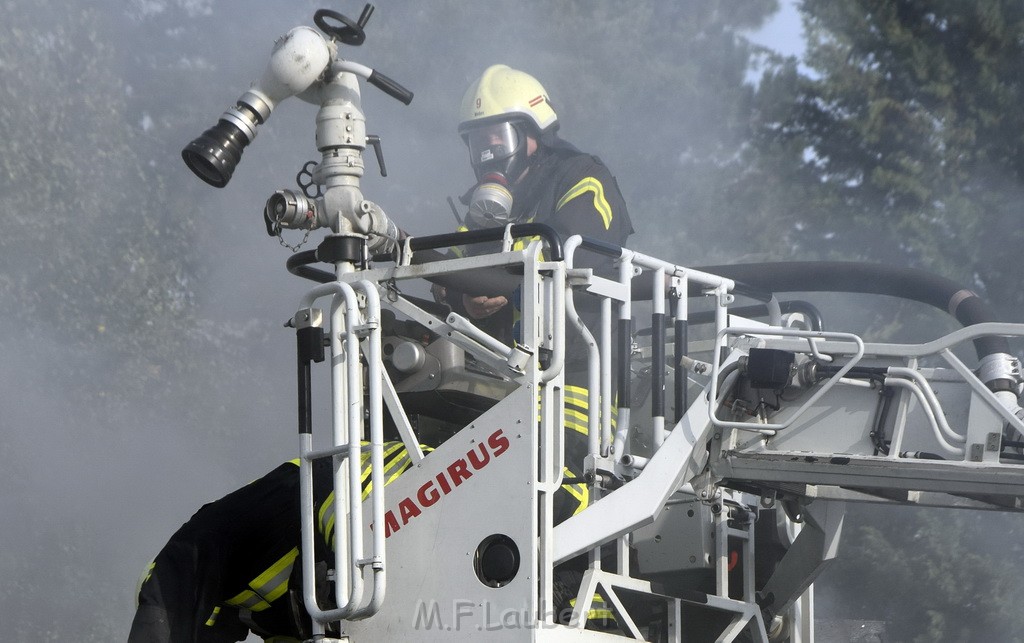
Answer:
[[128, 444, 420, 643], [446, 63, 633, 337], [447, 62, 633, 508], [441, 65, 633, 630], [443, 63, 634, 506]]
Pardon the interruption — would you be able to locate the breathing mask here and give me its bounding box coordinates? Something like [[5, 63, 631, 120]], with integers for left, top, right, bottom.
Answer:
[[464, 121, 531, 226]]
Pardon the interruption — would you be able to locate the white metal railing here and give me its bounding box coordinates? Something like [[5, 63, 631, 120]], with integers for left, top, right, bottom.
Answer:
[[709, 327, 866, 434], [296, 279, 386, 623]]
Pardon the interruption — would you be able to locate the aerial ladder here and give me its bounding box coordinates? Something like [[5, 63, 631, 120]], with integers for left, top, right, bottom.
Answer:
[[181, 5, 1024, 641]]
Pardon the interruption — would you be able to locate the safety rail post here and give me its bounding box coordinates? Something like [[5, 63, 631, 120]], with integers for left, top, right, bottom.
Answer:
[[652, 266, 667, 449], [671, 275, 689, 425]]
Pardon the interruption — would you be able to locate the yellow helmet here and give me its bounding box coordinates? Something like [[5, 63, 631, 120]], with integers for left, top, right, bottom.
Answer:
[[458, 65, 558, 137]]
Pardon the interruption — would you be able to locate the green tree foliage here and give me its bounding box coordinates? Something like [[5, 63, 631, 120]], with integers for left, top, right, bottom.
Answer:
[[755, 0, 1024, 312], [820, 505, 1024, 642], [750, 2, 1024, 639]]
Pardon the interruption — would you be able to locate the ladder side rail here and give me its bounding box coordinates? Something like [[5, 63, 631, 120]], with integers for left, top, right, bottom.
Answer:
[[333, 283, 365, 618], [294, 282, 374, 623], [601, 296, 614, 457], [351, 279, 386, 617], [563, 239, 614, 574], [538, 259, 566, 384], [521, 242, 565, 627]]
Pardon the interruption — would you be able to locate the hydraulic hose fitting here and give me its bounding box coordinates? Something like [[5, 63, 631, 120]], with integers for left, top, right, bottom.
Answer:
[[356, 199, 399, 255], [978, 352, 1023, 395], [795, 359, 819, 389], [264, 189, 322, 235]]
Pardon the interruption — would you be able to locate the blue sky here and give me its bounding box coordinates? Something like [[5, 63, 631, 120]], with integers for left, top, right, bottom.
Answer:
[[748, 0, 805, 57]]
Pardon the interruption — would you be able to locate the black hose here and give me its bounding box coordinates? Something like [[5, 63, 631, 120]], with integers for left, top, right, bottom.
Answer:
[[695, 262, 1009, 360], [287, 250, 333, 283]]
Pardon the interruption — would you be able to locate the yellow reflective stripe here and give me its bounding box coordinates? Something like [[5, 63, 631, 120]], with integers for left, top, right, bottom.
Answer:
[[226, 589, 270, 611], [319, 491, 336, 548], [511, 236, 546, 261], [288, 459, 300, 466], [362, 442, 413, 500], [320, 442, 408, 539], [569, 593, 615, 621], [565, 419, 589, 437], [565, 386, 590, 409], [564, 409, 589, 438], [384, 453, 412, 482], [561, 385, 621, 436], [317, 443, 433, 548], [204, 605, 221, 627], [561, 466, 588, 515], [556, 178, 613, 230], [564, 406, 589, 423], [451, 225, 470, 258], [226, 547, 299, 612]]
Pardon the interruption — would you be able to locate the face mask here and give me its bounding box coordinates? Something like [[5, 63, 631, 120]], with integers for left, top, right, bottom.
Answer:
[[464, 121, 532, 226]]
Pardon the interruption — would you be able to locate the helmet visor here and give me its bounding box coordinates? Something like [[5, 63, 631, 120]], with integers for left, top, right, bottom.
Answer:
[[465, 121, 522, 168]]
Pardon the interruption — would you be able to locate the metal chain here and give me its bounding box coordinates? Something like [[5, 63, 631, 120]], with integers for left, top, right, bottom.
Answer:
[[275, 226, 313, 252]]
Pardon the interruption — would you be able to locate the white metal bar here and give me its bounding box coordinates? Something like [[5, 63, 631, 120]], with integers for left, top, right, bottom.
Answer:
[[709, 327, 866, 432], [373, 362, 423, 464], [336, 285, 366, 616], [445, 311, 513, 359], [352, 279, 386, 617], [601, 297, 613, 457], [295, 281, 381, 623], [539, 260, 566, 383], [887, 366, 966, 443], [884, 379, 965, 456]]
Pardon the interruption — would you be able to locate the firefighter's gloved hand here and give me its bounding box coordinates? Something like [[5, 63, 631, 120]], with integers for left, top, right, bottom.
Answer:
[[463, 293, 508, 319]]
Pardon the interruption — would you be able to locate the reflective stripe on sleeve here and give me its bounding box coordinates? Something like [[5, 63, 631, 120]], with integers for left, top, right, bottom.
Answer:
[[225, 547, 299, 612], [556, 177, 613, 230], [561, 466, 589, 515], [317, 442, 433, 549], [204, 606, 221, 626]]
